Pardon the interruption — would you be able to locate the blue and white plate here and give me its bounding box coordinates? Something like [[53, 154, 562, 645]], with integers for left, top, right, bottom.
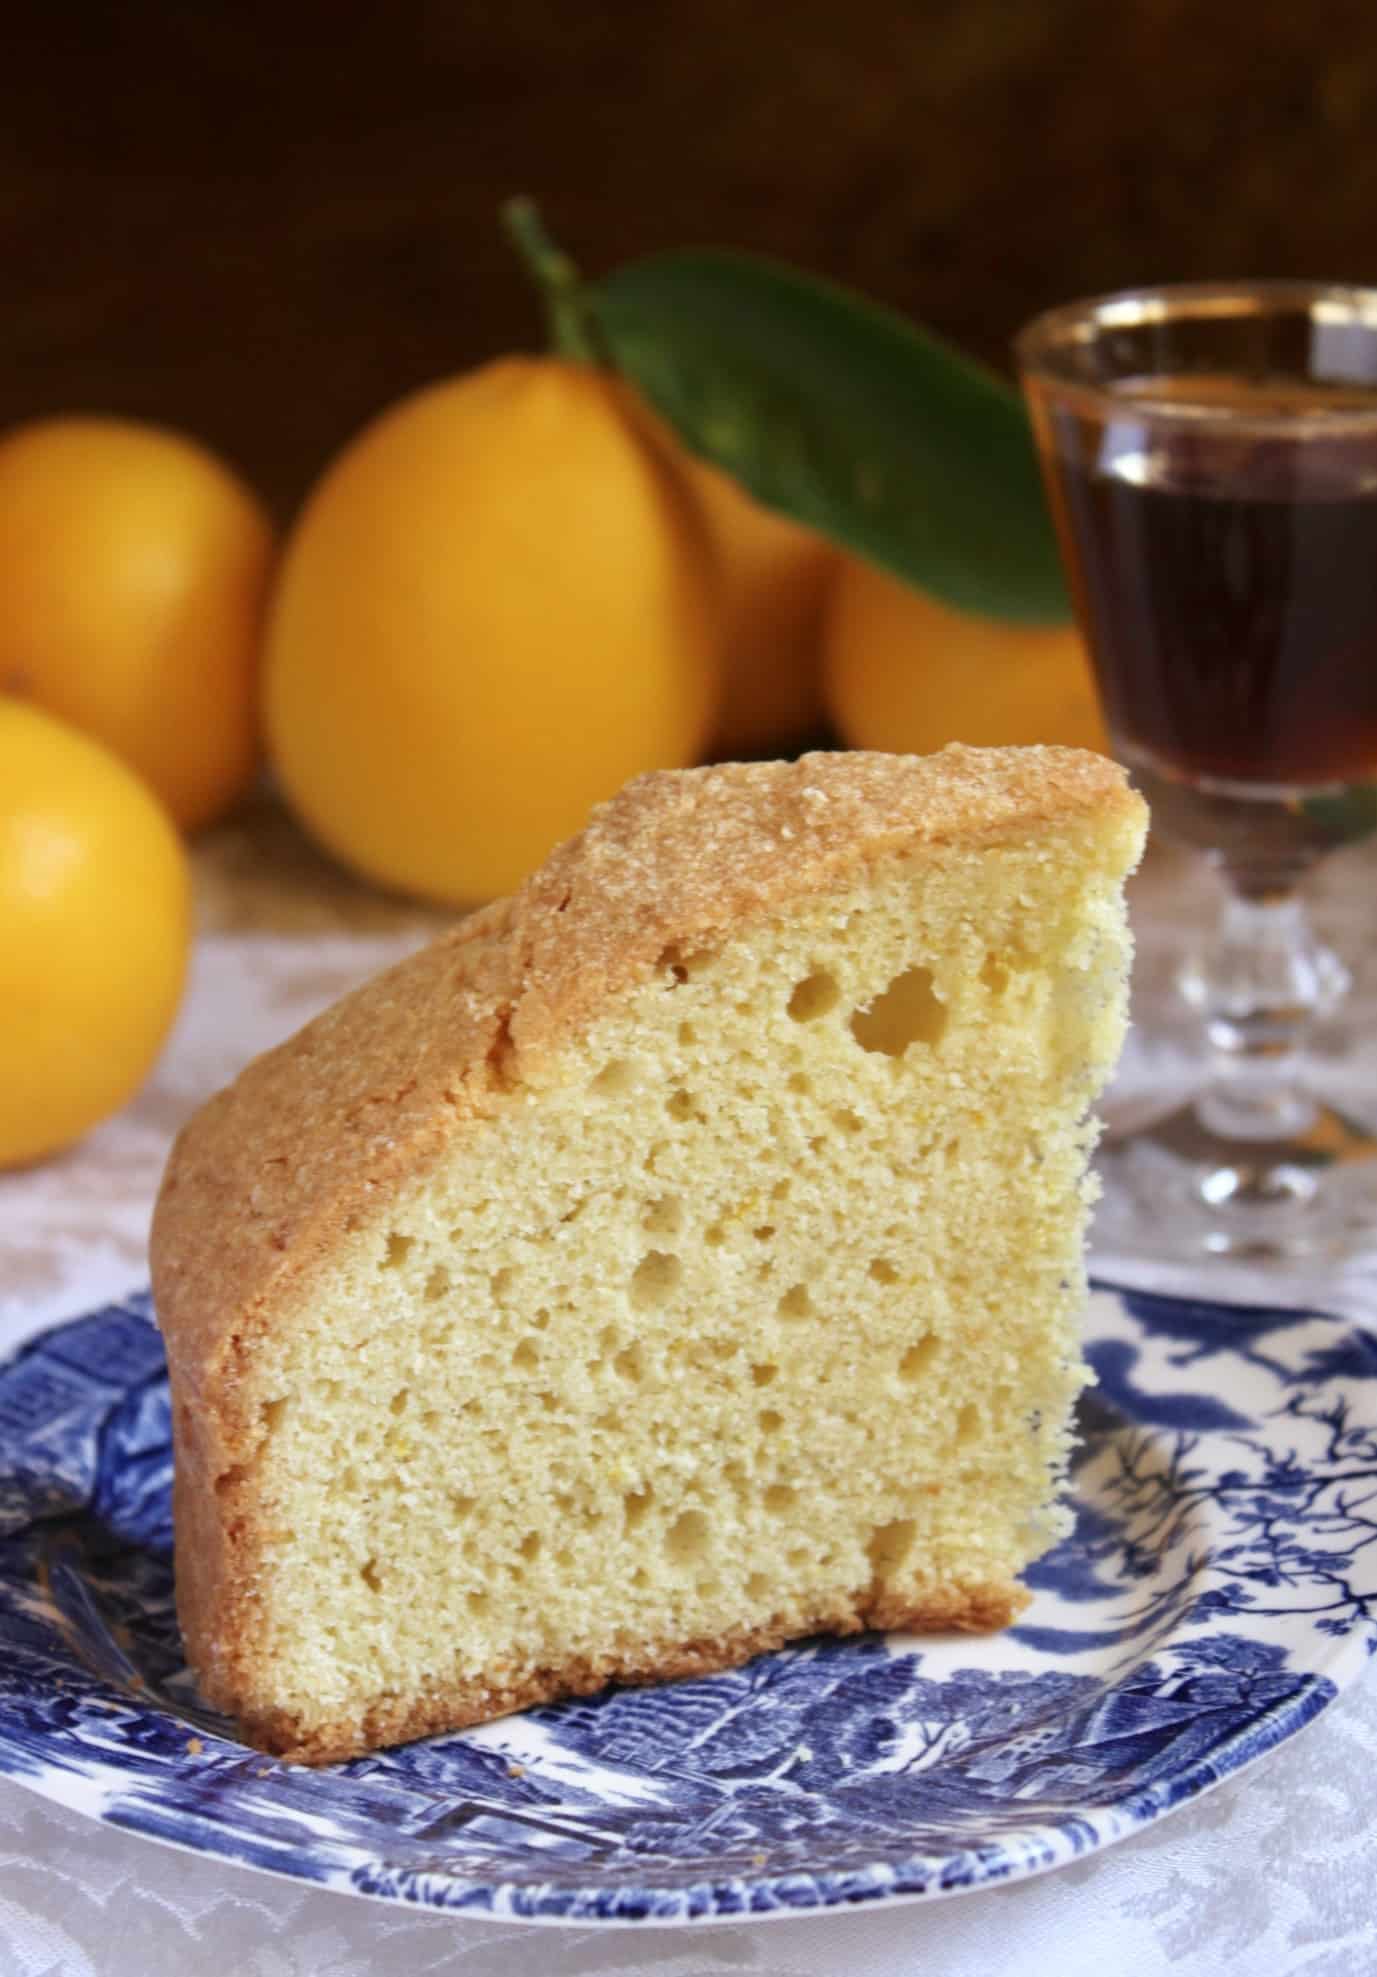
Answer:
[[0, 1283, 1374, 1926]]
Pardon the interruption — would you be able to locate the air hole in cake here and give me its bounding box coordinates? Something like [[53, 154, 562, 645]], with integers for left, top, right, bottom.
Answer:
[[787, 968, 841, 1022], [723, 1459, 749, 1492], [659, 942, 714, 984], [590, 1058, 639, 1098], [759, 1408, 783, 1434], [467, 1591, 489, 1615], [955, 1400, 982, 1446], [520, 1531, 542, 1561], [614, 1342, 646, 1382], [538, 1389, 559, 1413], [512, 1339, 539, 1371], [697, 1577, 721, 1599], [631, 1249, 682, 1309], [869, 1257, 899, 1284], [665, 1508, 709, 1566], [867, 1517, 917, 1579], [260, 1396, 288, 1434], [980, 952, 1011, 997], [666, 1089, 696, 1123], [850, 965, 948, 1057], [788, 1071, 812, 1096], [623, 1483, 654, 1529], [490, 1267, 515, 1303], [832, 1106, 864, 1136], [389, 1388, 410, 1416], [899, 1334, 939, 1382], [705, 1222, 726, 1247], [383, 1232, 413, 1269], [746, 1571, 772, 1601], [554, 1548, 574, 1573], [751, 1362, 779, 1386], [678, 1020, 697, 1046], [642, 1195, 684, 1237], [778, 1283, 814, 1318], [764, 1483, 797, 1512], [360, 1558, 383, 1592], [771, 1178, 791, 1202], [449, 1492, 475, 1518], [424, 1264, 451, 1302], [533, 1308, 551, 1331]]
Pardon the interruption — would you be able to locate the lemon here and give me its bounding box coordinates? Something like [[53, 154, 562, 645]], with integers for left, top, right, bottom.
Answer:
[[0, 417, 275, 831], [0, 700, 191, 1167], [678, 451, 835, 757], [264, 358, 722, 905], [622, 396, 835, 757], [824, 554, 1106, 756]]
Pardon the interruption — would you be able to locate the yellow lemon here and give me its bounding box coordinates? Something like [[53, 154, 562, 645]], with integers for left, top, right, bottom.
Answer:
[[0, 417, 274, 831], [0, 700, 191, 1167], [679, 451, 836, 757], [621, 395, 835, 757], [824, 554, 1107, 756], [264, 358, 723, 905]]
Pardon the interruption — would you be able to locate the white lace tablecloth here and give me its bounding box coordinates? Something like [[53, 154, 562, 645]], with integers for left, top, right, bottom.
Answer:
[[2, 840, 1375, 1977]]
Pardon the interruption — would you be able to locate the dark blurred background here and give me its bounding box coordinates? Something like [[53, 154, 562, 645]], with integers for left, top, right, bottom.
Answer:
[[6, 0, 1376, 513]]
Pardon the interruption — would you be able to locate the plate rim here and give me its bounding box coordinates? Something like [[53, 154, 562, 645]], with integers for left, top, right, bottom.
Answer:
[[0, 1276, 1373, 1927]]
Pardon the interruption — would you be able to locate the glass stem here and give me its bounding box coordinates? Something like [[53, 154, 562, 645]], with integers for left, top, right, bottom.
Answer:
[[1179, 886, 1348, 1143]]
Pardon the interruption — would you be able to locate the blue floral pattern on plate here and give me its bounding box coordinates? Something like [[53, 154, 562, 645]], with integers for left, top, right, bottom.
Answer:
[[0, 1283, 1374, 1924]]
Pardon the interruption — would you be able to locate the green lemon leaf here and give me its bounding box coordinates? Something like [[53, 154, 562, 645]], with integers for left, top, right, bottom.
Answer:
[[586, 247, 1068, 623]]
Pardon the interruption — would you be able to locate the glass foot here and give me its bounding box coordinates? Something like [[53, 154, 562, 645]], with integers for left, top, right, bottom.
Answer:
[[1094, 1098, 1377, 1264]]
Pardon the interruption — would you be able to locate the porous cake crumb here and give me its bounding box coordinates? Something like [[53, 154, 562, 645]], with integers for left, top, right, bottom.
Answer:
[[151, 746, 1146, 1763]]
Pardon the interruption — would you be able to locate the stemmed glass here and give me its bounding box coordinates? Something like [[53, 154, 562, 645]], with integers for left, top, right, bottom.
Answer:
[[1017, 282, 1377, 1260]]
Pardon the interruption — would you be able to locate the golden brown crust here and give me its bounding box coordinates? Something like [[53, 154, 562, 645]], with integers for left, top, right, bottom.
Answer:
[[233, 1577, 1029, 1765], [150, 745, 1141, 1758], [153, 745, 1139, 1400]]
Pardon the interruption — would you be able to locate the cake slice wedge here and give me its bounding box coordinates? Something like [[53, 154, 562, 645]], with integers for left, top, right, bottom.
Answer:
[[151, 745, 1146, 1763]]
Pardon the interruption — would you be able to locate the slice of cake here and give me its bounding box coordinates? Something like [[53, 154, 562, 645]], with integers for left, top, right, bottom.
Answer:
[[151, 745, 1146, 1764]]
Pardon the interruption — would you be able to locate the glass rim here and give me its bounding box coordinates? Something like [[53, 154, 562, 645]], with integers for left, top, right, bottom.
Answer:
[[1015, 278, 1377, 433]]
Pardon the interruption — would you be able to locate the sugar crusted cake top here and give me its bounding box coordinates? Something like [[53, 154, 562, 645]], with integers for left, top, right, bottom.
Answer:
[[151, 746, 1143, 1398]]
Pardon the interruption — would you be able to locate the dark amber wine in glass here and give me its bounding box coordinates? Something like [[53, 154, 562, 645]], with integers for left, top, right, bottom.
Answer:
[[1035, 371, 1377, 891], [1018, 284, 1377, 1261]]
